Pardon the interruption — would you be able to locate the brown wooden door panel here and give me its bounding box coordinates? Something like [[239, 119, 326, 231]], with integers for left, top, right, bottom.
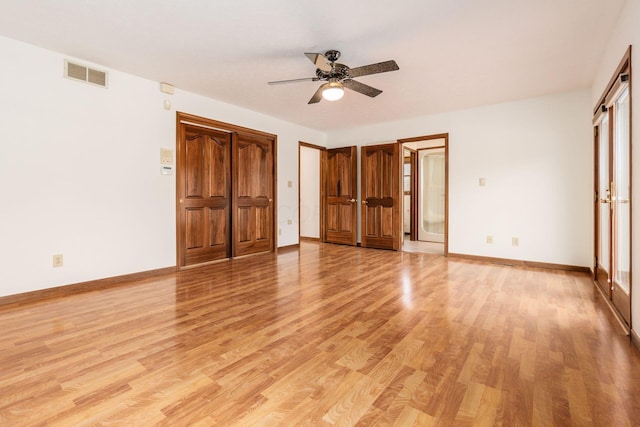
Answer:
[[237, 206, 252, 243], [208, 208, 227, 246], [256, 206, 271, 241], [381, 207, 394, 237], [233, 133, 275, 257], [361, 143, 400, 250], [185, 208, 205, 249], [327, 204, 338, 231], [339, 204, 353, 232], [178, 125, 231, 266], [365, 206, 377, 235], [323, 146, 357, 245], [185, 138, 205, 197]]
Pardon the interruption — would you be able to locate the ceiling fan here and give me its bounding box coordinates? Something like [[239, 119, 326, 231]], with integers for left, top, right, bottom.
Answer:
[[268, 50, 399, 104]]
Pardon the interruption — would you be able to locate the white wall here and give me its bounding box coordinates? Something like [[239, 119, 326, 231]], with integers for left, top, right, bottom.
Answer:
[[328, 90, 592, 267], [0, 36, 325, 297], [0, 33, 598, 300], [299, 146, 321, 238], [591, 0, 640, 334]]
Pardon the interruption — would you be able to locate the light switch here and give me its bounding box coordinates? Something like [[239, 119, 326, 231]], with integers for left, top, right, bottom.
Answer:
[[479, 178, 486, 187], [287, 180, 292, 188]]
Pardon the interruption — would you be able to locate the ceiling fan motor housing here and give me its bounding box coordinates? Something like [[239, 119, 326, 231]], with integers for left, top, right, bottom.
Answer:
[[316, 63, 350, 81]]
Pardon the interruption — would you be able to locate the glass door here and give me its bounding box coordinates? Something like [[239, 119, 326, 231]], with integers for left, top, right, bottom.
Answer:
[[418, 148, 445, 243], [593, 51, 631, 328], [612, 87, 631, 323]]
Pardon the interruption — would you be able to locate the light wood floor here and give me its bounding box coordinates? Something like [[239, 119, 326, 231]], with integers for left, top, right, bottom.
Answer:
[[1, 242, 639, 426]]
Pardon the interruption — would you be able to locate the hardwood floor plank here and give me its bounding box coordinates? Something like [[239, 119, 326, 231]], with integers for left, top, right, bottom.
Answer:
[[1, 242, 639, 426]]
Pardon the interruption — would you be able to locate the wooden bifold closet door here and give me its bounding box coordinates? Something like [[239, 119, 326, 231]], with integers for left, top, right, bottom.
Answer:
[[233, 132, 275, 257], [177, 124, 232, 266], [176, 113, 276, 268]]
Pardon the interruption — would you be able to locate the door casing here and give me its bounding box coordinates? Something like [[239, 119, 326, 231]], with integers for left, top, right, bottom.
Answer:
[[399, 134, 449, 256]]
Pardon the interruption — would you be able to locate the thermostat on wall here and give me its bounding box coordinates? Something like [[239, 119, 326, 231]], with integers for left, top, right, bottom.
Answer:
[[161, 165, 174, 175]]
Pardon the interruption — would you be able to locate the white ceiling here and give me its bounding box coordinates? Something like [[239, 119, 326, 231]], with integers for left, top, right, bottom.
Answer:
[[0, 0, 625, 131]]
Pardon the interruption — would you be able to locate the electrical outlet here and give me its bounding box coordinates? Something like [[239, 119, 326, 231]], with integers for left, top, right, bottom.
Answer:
[[486, 235, 493, 244], [52, 254, 63, 268], [278, 228, 282, 236], [479, 178, 486, 187], [287, 219, 292, 225], [512, 237, 519, 247]]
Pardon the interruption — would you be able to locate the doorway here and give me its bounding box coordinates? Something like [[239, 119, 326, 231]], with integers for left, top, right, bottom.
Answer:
[[399, 134, 449, 256], [299, 142, 323, 241], [593, 47, 632, 329]]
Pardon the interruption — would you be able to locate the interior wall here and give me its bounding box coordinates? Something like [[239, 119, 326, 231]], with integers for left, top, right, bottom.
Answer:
[[590, 0, 639, 333], [0, 35, 325, 298], [328, 89, 592, 268], [299, 145, 320, 238]]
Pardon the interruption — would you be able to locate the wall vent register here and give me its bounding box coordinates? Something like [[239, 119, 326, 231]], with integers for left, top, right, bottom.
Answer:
[[64, 60, 108, 88]]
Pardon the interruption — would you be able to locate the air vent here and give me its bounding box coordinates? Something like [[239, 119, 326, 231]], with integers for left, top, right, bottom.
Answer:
[[64, 60, 108, 88]]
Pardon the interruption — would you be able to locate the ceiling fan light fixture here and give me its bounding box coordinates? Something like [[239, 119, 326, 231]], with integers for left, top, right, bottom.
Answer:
[[322, 80, 344, 101]]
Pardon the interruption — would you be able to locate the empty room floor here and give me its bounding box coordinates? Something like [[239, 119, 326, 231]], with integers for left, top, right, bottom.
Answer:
[[1, 242, 639, 426]]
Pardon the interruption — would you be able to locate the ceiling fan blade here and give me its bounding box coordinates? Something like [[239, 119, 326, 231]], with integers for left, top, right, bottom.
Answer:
[[348, 60, 399, 78], [343, 79, 382, 98], [304, 52, 332, 72], [268, 77, 319, 85], [308, 84, 325, 104]]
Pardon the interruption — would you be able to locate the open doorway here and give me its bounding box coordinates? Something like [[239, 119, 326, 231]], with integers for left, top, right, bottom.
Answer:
[[399, 134, 449, 256], [299, 142, 323, 241]]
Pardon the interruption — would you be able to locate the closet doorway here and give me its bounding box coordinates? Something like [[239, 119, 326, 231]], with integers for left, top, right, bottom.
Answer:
[[176, 112, 277, 268], [399, 134, 448, 256]]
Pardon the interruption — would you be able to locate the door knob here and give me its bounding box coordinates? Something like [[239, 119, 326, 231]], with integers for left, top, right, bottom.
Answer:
[[362, 200, 368, 205], [349, 199, 356, 203]]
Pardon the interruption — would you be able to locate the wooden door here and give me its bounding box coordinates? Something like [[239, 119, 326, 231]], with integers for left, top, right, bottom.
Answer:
[[361, 143, 400, 250], [323, 146, 357, 245], [233, 132, 275, 257], [177, 124, 231, 266]]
